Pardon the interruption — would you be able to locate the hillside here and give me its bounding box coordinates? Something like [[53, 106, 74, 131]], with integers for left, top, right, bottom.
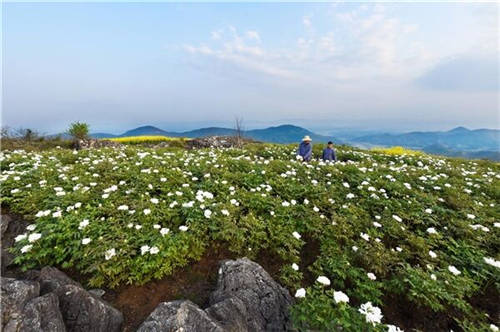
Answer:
[[88, 124, 341, 144], [352, 127, 499, 153], [1, 143, 498, 331]]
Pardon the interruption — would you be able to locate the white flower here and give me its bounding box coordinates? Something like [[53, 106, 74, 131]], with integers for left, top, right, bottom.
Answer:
[[153, 224, 161, 229], [52, 211, 62, 218], [333, 291, 349, 304], [396, 247, 402, 252], [282, 201, 290, 207], [359, 302, 383, 326], [221, 209, 229, 216], [448, 265, 461, 276], [135, 225, 142, 230], [387, 324, 404, 332], [346, 193, 355, 199], [78, 219, 90, 230], [143, 209, 151, 215], [150, 198, 159, 204], [295, 288, 306, 298], [292, 232, 301, 240], [26, 224, 36, 231], [28, 233, 42, 243], [150, 246, 159, 254], [426, 227, 437, 234], [21, 244, 33, 253], [430, 274, 437, 280], [292, 263, 299, 271], [141, 245, 150, 255], [360, 233, 370, 241], [117, 205, 129, 211], [316, 276, 331, 286], [82, 238, 91, 245], [15, 234, 27, 242], [352, 246, 358, 252], [425, 208, 433, 214], [373, 222, 382, 228], [160, 228, 170, 236], [429, 250, 437, 258], [367, 272, 377, 280], [105, 248, 116, 260], [484, 257, 500, 268], [343, 182, 350, 188], [392, 215, 402, 222], [466, 214, 475, 219], [490, 324, 499, 332], [179, 225, 189, 232], [204, 209, 212, 218]]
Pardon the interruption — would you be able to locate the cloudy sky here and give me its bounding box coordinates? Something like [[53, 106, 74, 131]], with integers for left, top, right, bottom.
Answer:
[[3, 2, 499, 134]]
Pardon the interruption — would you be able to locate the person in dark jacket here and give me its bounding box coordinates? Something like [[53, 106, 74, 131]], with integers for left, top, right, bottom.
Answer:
[[322, 141, 337, 162], [297, 136, 313, 161]]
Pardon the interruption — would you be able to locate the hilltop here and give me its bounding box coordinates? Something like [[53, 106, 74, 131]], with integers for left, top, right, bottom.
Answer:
[[1, 142, 498, 331]]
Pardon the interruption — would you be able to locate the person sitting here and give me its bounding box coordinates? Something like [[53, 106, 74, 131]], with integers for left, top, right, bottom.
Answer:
[[297, 136, 313, 161], [322, 141, 337, 162]]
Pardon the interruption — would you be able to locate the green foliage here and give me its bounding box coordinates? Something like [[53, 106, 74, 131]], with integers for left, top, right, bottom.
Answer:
[[1, 144, 499, 330], [67, 122, 89, 140]]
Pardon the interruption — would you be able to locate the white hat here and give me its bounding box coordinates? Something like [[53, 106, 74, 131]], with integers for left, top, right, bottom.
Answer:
[[302, 135, 312, 142]]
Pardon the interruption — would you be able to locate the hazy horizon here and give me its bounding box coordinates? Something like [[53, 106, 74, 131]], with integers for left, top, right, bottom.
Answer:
[[3, 2, 499, 134]]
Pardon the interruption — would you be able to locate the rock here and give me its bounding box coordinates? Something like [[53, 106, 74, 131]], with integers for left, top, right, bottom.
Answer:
[[76, 139, 122, 150], [137, 300, 224, 332], [1, 277, 40, 325], [1, 214, 11, 237], [1, 277, 42, 331], [19, 292, 66, 332], [37, 266, 83, 295], [54, 284, 123, 332], [210, 258, 293, 332], [88, 288, 106, 298], [186, 136, 254, 149], [204, 297, 248, 332]]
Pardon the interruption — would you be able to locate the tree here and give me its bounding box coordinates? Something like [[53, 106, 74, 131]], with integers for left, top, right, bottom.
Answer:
[[234, 116, 245, 148], [68, 122, 89, 140]]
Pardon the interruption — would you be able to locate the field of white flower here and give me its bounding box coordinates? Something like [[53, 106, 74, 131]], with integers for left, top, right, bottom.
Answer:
[[1, 144, 499, 331]]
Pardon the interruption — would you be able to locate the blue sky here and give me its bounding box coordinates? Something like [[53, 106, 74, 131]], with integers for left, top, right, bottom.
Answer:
[[2, 2, 499, 134]]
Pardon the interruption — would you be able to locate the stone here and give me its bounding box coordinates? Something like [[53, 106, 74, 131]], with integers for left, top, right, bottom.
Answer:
[[204, 297, 248, 332], [37, 266, 83, 295], [88, 288, 106, 298], [54, 284, 123, 332], [1, 277, 40, 325], [137, 300, 224, 332], [210, 258, 293, 332], [19, 292, 66, 332]]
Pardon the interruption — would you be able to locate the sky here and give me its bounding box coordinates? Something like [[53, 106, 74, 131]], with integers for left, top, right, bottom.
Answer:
[[2, 2, 499, 135]]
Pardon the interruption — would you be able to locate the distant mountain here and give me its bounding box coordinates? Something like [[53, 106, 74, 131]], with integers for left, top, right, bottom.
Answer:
[[351, 127, 499, 152], [119, 125, 176, 137], [89, 124, 341, 144], [422, 143, 500, 161]]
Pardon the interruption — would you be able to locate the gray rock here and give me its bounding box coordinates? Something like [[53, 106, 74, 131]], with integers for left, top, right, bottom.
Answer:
[[88, 288, 106, 298], [1, 277, 40, 326], [37, 266, 83, 295], [210, 258, 293, 332], [54, 284, 123, 332], [204, 297, 248, 332], [19, 292, 66, 332], [137, 300, 225, 332], [1, 214, 11, 237]]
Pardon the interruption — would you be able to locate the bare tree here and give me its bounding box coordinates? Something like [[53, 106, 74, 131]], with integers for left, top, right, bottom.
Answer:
[[234, 116, 245, 148]]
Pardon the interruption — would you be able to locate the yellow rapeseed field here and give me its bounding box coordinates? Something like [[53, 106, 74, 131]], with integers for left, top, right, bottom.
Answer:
[[372, 146, 424, 156], [106, 136, 186, 144]]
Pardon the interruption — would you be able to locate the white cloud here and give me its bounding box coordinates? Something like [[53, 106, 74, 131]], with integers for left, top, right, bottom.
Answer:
[[303, 15, 312, 28], [246, 30, 261, 42]]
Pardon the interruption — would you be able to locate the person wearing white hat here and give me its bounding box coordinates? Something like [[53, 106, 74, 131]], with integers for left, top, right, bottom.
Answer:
[[297, 135, 313, 161]]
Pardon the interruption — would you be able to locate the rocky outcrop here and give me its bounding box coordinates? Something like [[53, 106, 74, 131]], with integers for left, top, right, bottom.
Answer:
[[186, 136, 253, 149], [138, 258, 293, 332], [137, 300, 225, 332], [1, 268, 123, 332], [76, 139, 122, 150], [210, 258, 293, 331], [1, 278, 65, 332], [54, 284, 123, 332]]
